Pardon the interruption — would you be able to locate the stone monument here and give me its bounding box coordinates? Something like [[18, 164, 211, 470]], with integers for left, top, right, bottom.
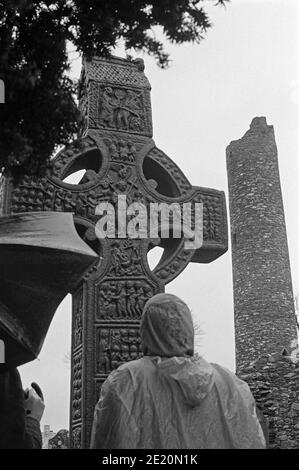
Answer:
[[48, 429, 69, 449], [0, 56, 228, 447]]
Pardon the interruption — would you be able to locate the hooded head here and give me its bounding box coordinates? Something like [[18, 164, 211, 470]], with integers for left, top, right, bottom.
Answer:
[[140, 293, 194, 357]]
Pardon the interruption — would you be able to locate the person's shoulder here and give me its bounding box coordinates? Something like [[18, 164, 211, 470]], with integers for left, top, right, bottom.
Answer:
[[210, 362, 236, 377], [210, 362, 252, 395], [98, 357, 150, 399], [209, 362, 242, 387], [116, 356, 149, 372], [105, 357, 148, 383]]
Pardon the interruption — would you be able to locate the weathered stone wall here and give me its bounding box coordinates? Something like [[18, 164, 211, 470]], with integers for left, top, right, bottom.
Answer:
[[239, 352, 299, 449], [226, 117, 298, 370]]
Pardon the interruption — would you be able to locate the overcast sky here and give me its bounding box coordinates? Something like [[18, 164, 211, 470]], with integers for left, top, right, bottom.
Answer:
[[20, 0, 299, 432]]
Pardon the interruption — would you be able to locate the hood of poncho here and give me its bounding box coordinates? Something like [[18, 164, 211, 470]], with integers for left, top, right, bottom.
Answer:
[[140, 293, 213, 406], [140, 293, 194, 357]]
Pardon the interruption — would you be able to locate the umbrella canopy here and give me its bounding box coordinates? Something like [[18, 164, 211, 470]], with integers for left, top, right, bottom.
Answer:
[[0, 212, 98, 368]]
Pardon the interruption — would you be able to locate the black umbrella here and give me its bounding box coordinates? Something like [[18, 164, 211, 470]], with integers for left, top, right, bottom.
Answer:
[[0, 212, 98, 368]]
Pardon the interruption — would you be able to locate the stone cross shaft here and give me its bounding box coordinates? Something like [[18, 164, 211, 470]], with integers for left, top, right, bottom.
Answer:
[[0, 56, 228, 448]]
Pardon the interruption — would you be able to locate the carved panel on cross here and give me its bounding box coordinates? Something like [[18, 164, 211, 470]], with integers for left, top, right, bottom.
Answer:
[[193, 191, 224, 243], [104, 137, 137, 165], [10, 175, 100, 219], [72, 349, 83, 423], [96, 326, 143, 375], [83, 82, 152, 137], [99, 86, 145, 132], [72, 426, 82, 450], [107, 240, 144, 277], [73, 290, 84, 349], [97, 278, 154, 321]]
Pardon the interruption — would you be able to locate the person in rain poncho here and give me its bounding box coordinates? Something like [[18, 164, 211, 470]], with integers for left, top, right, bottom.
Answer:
[[90, 293, 266, 449]]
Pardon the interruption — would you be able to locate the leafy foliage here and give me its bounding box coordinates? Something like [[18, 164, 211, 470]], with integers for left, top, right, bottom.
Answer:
[[0, 0, 228, 176]]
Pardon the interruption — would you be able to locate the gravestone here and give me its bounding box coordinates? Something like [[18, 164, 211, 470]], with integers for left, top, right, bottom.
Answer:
[[0, 56, 228, 448]]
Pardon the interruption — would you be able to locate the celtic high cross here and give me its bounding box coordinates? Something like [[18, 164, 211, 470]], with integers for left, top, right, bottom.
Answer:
[[0, 56, 228, 448]]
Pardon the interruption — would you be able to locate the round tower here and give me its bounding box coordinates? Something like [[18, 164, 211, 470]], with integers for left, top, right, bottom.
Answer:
[[226, 117, 297, 371]]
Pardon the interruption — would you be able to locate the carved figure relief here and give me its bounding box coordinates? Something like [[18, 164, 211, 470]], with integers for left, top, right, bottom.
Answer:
[[97, 327, 143, 374], [99, 86, 144, 132], [97, 278, 153, 320], [108, 240, 143, 277], [107, 138, 137, 164]]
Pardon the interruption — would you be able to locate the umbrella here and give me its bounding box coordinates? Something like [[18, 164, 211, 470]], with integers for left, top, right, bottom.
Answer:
[[0, 211, 98, 368]]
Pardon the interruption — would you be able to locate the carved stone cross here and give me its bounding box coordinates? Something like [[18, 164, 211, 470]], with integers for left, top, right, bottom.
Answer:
[[0, 56, 228, 448]]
